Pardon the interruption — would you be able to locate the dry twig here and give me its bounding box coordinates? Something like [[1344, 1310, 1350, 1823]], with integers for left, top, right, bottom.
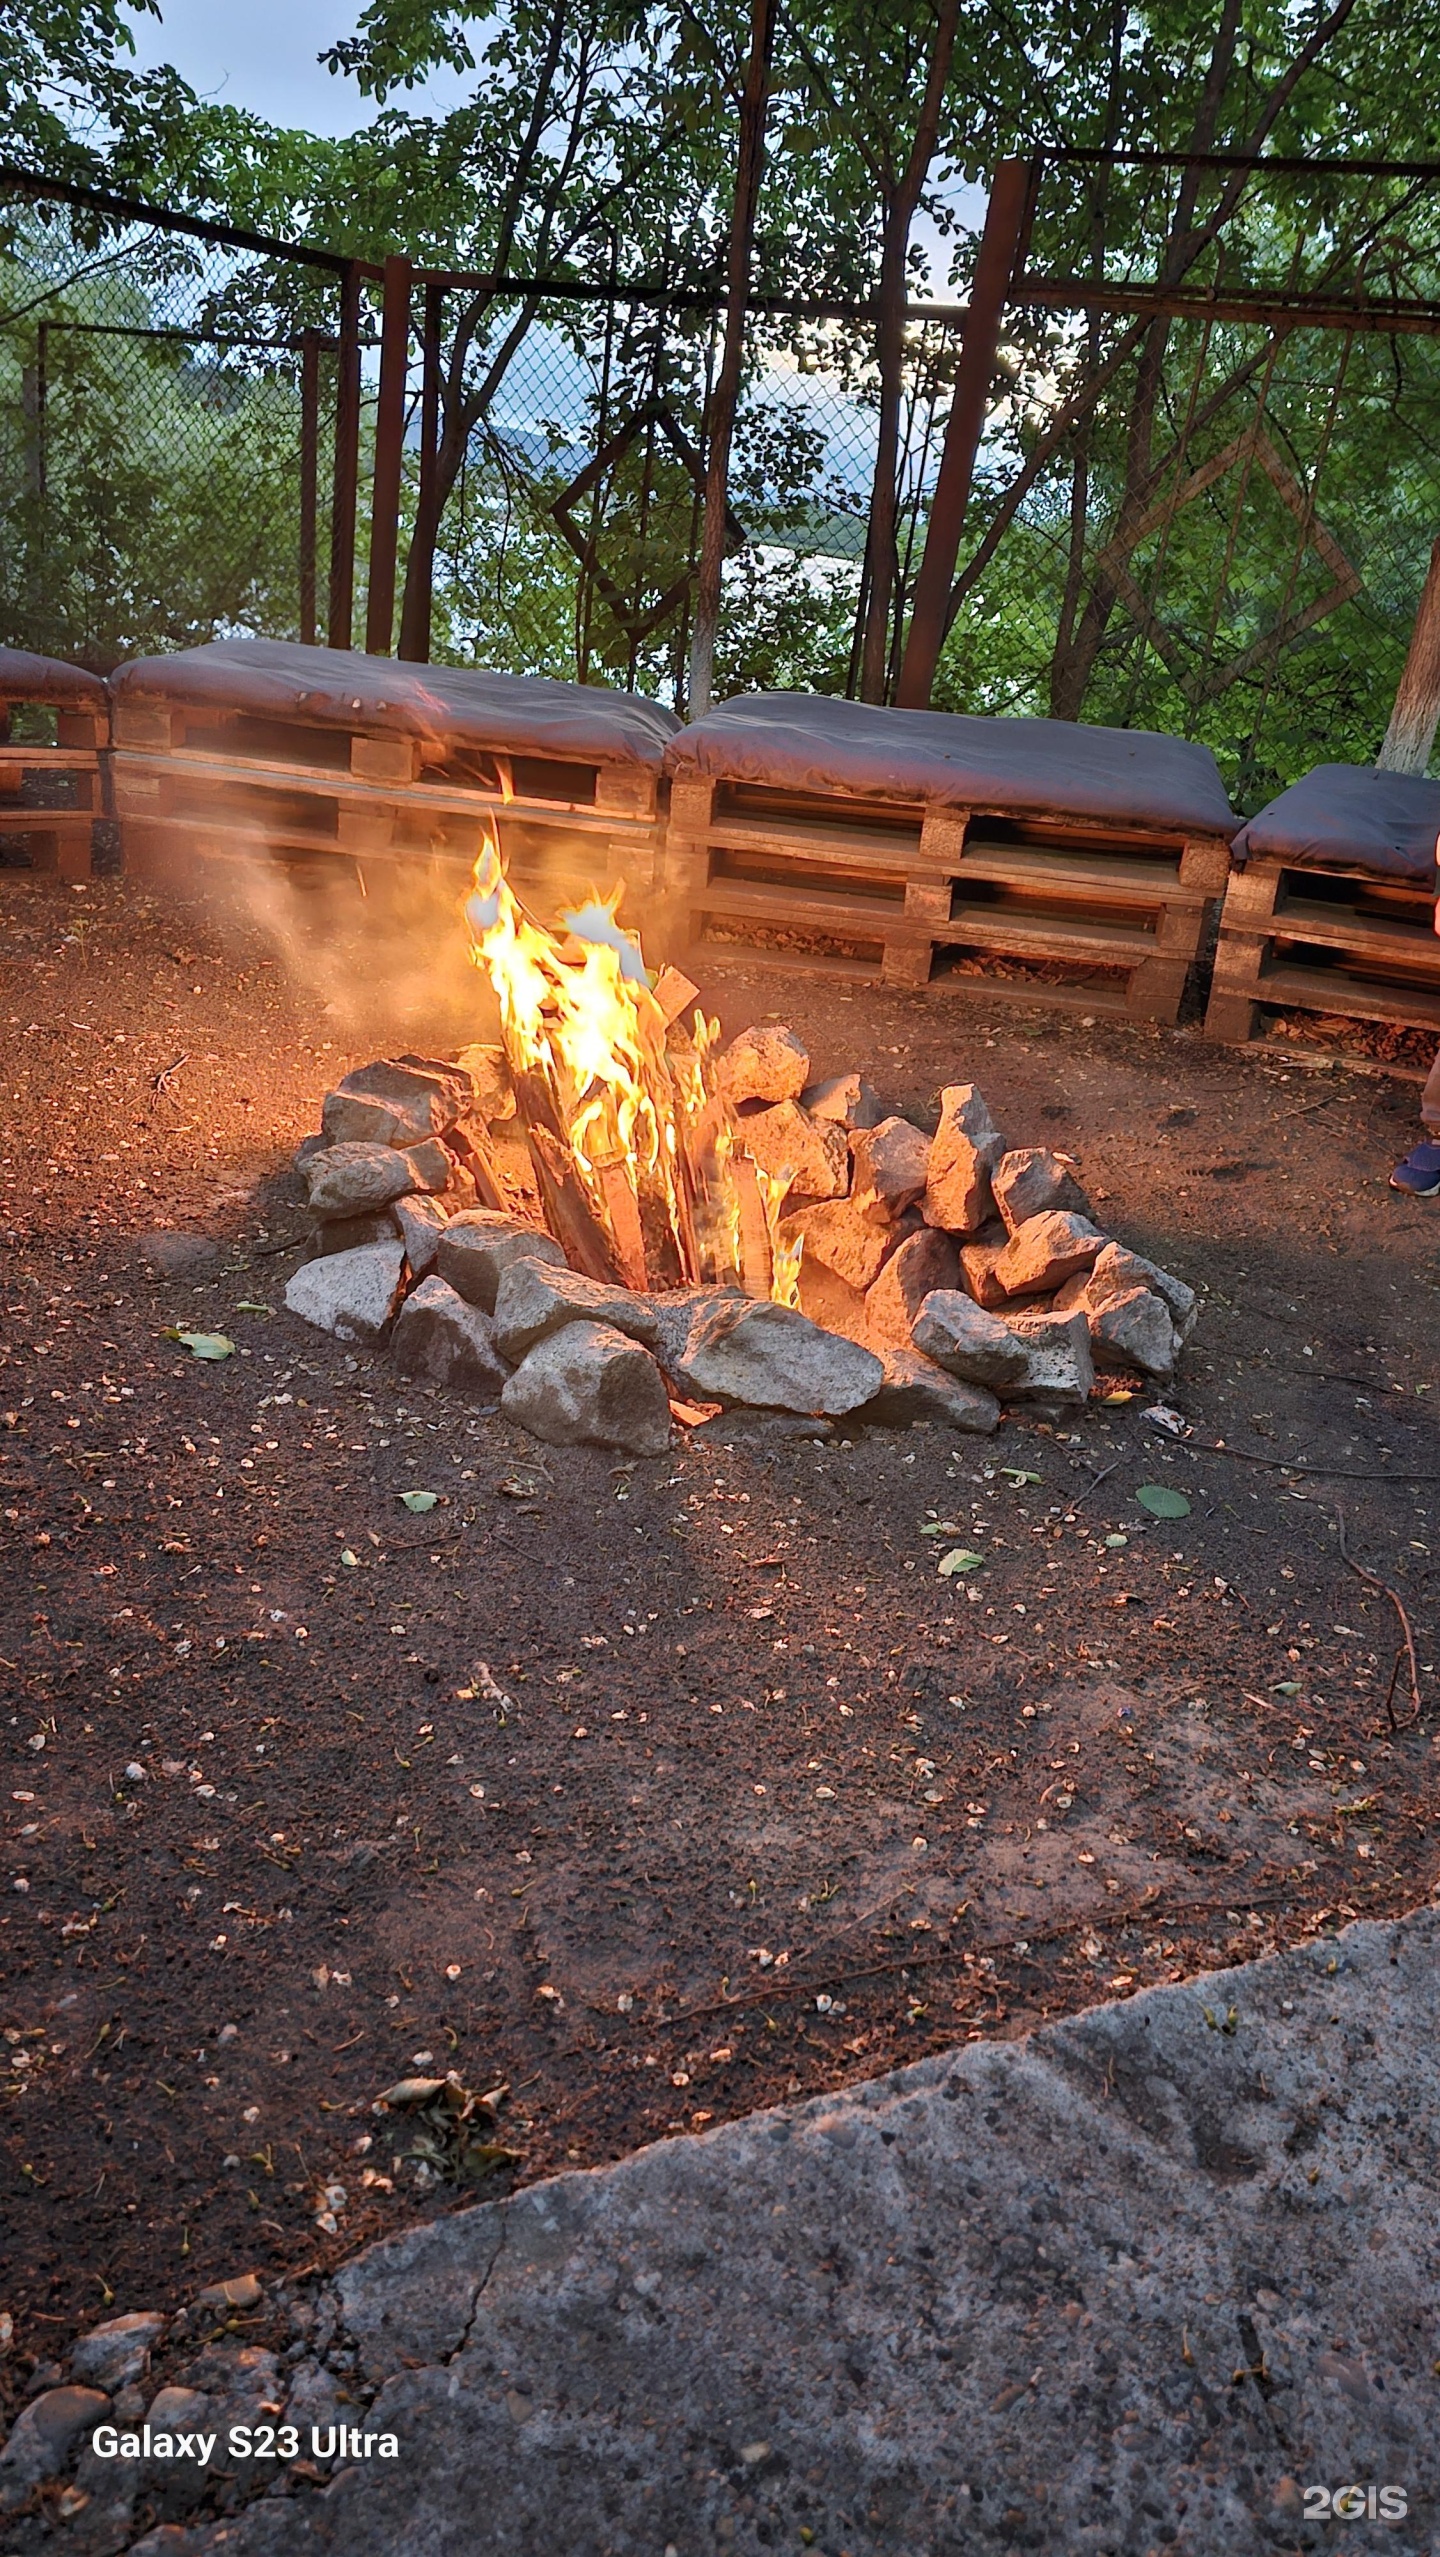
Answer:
[[1335, 1504, 1423, 1732]]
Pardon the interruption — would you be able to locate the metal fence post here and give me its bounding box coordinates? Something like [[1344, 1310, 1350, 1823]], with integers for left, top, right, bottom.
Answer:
[[328, 262, 362, 650], [895, 158, 1034, 709], [299, 328, 320, 647], [366, 254, 413, 656], [398, 278, 443, 663]]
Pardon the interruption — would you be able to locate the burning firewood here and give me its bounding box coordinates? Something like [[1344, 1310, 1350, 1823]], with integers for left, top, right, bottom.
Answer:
[[283, 827, 1199, 1455]]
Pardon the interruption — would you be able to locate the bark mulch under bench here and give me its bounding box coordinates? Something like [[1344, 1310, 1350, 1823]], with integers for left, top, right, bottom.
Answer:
[[3, 867, 1440, 2414]]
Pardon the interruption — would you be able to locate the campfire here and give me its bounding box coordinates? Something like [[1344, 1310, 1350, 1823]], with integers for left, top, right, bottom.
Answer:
[[283, 824, 1198, 1454], [460, 821, 785, 1304]]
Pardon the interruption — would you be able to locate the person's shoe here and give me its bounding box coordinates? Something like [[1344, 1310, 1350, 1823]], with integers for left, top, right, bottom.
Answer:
[[1390, 1140, 1440, 1195]]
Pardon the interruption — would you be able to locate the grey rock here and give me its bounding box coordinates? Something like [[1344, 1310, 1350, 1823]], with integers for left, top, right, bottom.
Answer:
[[1003, 1305, 1096, 1406], [501, 1321, 671, 1458], [776, 1196, 897, 1296], [793, 1256, 870, 1346], [0, 2385, 108, 2486], [921, 1083, 1004, 1235], [492, 1256, 662, 1364], [859, 1349, 1000, 1434], [1089, 1284, 1177, 1380], [454, 1042, 516, 1122], [1078, 1240, 1198, 1339], [137, 1231, 221, 1282], [993, 1209, 1105, 1297], [800, 1071, 885, 1129], [70, 2311, 166, 2392], [992, 1145, 1092, 1232], [402, 1136, 454, 1194], [389, 1278, 509, 1398], [436, 1211, 565, 1313], [164, 1912, 1440, 2557], [738, 1099, 848, 1202], [393, 1193, 448, 1279], [690, 1410, 834, 1444], [279, 2359, 346, 2443], [284, 1242, 406, 1345], [849, 1115, 930, 1216], [647, 1284, 748, 1375], [910, 1288, 1031, 1390], [321, 1057, 473, 1149], [194, 2273, 263, 2311], [293, 1133, 327, 1172], [716, 1022, 809, 1107], [671, 1298, 883, 1416], [305, 1143, 433, 1221], [864, 1228, 958, 1351], [958, 1228, 1009, 1309], [144, 2387, 212, 2437], [304, 1209, 397, 1261]]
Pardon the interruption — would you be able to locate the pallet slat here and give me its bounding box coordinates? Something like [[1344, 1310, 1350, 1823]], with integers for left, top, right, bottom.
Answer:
[[1204, 855, 1440, 1042], [669, 774, 1225, 1021]]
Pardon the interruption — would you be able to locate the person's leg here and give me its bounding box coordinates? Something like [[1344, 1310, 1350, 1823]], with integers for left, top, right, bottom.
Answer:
[[1391, 1045, 1440, 1191]]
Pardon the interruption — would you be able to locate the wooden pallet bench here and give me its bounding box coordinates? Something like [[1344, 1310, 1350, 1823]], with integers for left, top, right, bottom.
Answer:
[[0, 648, 111, 882], [108, 639, 677, 925], [663, 693, 1235, 1023], [1205, 765, 1440, 1043]]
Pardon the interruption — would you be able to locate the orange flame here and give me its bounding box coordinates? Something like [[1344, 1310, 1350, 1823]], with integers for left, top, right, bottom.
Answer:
[[463, 821, 746, 1291]]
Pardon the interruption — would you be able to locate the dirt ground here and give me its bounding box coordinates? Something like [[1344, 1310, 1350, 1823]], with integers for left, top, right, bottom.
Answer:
[[3, 863, 1439, 2414]]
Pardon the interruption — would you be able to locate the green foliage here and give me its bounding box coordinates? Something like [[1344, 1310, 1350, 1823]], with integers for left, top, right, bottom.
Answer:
[[0, 216, 319, 666], [5, 0, 1440, 772]]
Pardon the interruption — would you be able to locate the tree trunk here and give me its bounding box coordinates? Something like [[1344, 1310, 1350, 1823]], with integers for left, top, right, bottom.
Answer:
[[687, 0, 775, 719], [857, 208, 912, 701], [855, 0, 961, 704], [1378, 536, 1440, 774]]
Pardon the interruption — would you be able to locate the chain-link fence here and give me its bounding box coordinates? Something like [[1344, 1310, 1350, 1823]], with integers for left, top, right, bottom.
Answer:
[[421, 287, 958, 704], [935, 151, 1440, 804], [0, 170, 363, 670], [7, 153, 1438, 802], [0, 166, 957, 704]]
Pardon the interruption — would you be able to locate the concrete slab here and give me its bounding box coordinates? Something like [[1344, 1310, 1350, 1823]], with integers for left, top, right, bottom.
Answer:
[[125, 1911, 1440, 2552]]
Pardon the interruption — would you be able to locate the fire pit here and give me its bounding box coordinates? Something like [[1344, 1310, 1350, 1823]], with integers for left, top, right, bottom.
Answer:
[[283, 821, 1197, 1451]]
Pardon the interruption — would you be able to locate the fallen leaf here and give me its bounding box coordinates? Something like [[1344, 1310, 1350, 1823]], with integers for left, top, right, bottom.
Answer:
[[164, 1330, 236, 1361], [340, 1549, 359, 1568], [1135, 1484, 1191, 1518], [999, 1467, 1042, 1486], [937, 1547, 985, 1577], [233, 1301, 271, 1316], [398, 1490, 439, 1513], [919, 1519, 965, 1537], [1104, 1533, 1129, 1548]]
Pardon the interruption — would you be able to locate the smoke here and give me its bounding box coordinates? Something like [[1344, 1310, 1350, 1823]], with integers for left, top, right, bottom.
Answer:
[[220, 838, 508, 1054]]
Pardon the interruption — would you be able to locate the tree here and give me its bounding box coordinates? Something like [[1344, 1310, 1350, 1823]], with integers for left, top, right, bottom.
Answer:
[[0, 0, 199, 186]]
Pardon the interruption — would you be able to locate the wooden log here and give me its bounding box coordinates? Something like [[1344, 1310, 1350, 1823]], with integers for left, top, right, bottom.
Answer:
[[593, 1154, 650, 1292], [652, 964, 702, 1028], [447, 1120, 508, 1213], [526, 1128, 620, 1283], [729, 1157, 774, 1299], [513, 1068, 621, 1283]]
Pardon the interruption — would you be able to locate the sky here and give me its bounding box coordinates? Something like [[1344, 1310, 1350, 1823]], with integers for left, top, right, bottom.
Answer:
[[121, 0, 471, 133]]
